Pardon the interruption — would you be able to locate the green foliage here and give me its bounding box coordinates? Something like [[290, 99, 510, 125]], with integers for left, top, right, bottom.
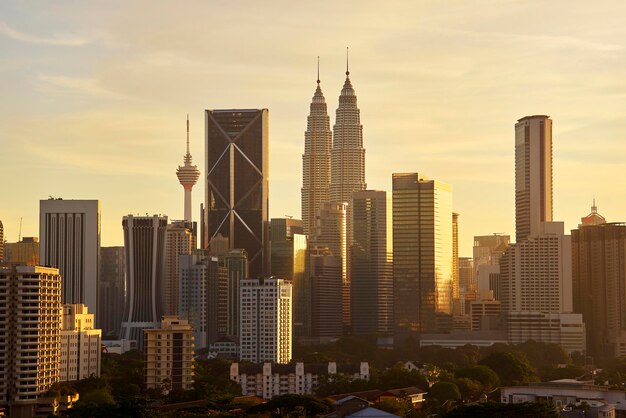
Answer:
[[443, 401, 559, 418], [479, 351, 537, 386], [378, 363, 428, 390], [373, 398, 413, 417], [78, 389, 116, 406], [451, 378, 482, 400], [428, 381, 461, 403], [455, 365, 500, 391], [247, 394, 331, 417]]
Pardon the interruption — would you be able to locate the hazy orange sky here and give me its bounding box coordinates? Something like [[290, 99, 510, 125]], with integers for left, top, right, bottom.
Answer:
[[2, 1, 626, 255]]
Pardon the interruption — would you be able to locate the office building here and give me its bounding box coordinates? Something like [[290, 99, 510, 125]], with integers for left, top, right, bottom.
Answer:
[[239, 277, 292, 364], [40, 199, 100, 316], [164, 221, 196, 316], [270, 218, 308, 337], [458, 257, 475, 293], [120, 215, 168, 349], [204, 109, 269, 277], [4, 237, 39, 265], [176, 115, 201, 223], [224, 249, 248, 338], [310, 246, 343, 341], [452, 213, 459, 299], [178, 252, 209, 348], [144, 317, 194, 391], [392, 173, 453, 339], [59, 304, 101, 382], [0, 264, 61, 418], [301, 65, 332, 237], [515, 115, 553, 242], [572, 207, 626, 360], [351, 190, 393, 336], [99, 246, 125, 337], [473, 234, 510, 268]]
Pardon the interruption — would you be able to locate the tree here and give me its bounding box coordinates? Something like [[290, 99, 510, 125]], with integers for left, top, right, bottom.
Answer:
[[378, 363, 428, 390], [428, 382, 461, 403], [451, 378, 482, 401], [455, 365, 500, 391], [479, 351, 537, 386], [247, 394, 331, 417], [374, 398, 413, 417], [444, 401, 559, 418]]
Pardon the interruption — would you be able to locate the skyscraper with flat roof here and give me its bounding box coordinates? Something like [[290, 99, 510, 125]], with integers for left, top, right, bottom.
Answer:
[[99, 246, 125, 337], [120, 215, 168, 348], [204, 109, 269, 278], [392, 173, 453, 339], [515, 115, 553, 242], [302, 63, 332, 237], [40, 199, 100, 318]]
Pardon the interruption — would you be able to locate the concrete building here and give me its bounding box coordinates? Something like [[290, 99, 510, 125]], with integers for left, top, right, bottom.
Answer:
[[164, 221, 196, 316], [144, 317, 194, 392], [469, 293, 502, 331], [270, 218, 308, 337], [178, 252, 209, 348], [40, 198, 100, 318], [572, 209, 626, 360], [176, 115, 201, 223], [204, 109, 269, 277], [223, 249, 248, 338], [458, 257, 475, 293], [59, 304, 101, 382], [99, 246, 125, 337], [0, 264, 62, 418], [120, 215, 168, 349], [0, 220, 3, 261], [351, 190, 393, 336], [507, 311, 585, 353], [392, 173, 453, 339], [230, 362, 370, 399], [310, 246, 343, 341], [515, 115, 553, 242], [4, 237, 39, 265], [102, 339, 136, 354], [239, 277, 292, 364], [452, 213, 459, 299], [301, 65, 332, 237], [313, 201, 349, 332], [473, 234, 510, 269]]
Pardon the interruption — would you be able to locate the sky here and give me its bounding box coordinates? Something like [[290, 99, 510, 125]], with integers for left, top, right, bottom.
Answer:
[[1, 0, 626, 256]]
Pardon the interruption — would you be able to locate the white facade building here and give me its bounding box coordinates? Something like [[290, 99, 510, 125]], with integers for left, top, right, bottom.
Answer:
[[239, 277, 292, 364], [60, 304, 101, 382], [39, 199, 100, 318]]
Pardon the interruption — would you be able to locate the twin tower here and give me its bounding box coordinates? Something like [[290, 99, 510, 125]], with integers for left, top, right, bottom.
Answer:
[[301, 57, 366, 236]]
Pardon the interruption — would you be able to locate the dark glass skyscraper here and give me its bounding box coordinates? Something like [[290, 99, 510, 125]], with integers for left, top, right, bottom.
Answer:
[[205, 109, 269, 278]]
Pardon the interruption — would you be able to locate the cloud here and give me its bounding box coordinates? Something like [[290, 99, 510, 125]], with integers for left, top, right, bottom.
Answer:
[[0, 21, 89, 46], [38, 74, 135, 101]]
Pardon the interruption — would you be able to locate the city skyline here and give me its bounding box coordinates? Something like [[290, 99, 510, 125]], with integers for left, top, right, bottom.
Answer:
[[3, 2, 626, 256]]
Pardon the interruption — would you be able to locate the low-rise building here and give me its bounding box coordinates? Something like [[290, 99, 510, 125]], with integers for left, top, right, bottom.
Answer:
[[230, 362, 370, 399], [144, 317, 194, 392], [102, 339, 137, 354]]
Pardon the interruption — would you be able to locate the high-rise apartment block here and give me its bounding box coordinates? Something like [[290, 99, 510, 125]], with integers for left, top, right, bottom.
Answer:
[[4, 237, 39, 266], [393, 173, 453, 339], [176, 115, 201, 223], [309, 246, 343, 341], [164, 221, 196, 316], [144, 317, 194, 391], [270, 218, 308, 337], [0, 264, 61, 418], [120, 215, 168, 348], [301, 70, 332, 237], [239, 277, 292, 364], [205, 109, 269, 277], [179, 252, 209, 348], [515, 116, 553, 242], [572, 206, 626, 360], [39, 199, 100, 317], [351, 190, 393, 336], [60, 304, 101, 382], [99, 246, 125, 337]]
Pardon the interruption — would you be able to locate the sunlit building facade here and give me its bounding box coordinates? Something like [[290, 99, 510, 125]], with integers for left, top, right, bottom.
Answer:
[[164, 221, 196, 316], [204, 109, 269, 277], [4, 237, 40, 265], [60, 304, 101, 382], [392, 173, 453, 339]]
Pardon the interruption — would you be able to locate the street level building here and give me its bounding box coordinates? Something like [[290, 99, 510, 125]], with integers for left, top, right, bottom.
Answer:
[[0, 264, 62, 418], [144, 317, 194, 392], [40, 199, 100, 318], [204, 109, 269, 277], [60, 304, 101, 382]]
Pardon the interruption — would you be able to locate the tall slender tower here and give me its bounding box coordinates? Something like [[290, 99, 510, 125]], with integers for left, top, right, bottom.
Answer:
[[177, 115, 201, 223], [330, 48, 366, 204], [515, 115, 553, 242], [302, 58, 332, 236]]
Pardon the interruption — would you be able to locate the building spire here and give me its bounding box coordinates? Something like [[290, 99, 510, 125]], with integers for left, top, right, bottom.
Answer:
[[186, 114, 190, 155], [346, 47, 350, 76], [592, 197, 597, 213], [317, 56, 320, 85]]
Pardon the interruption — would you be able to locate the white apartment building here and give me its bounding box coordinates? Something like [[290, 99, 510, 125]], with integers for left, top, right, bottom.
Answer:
[[0, 264, 62, 418], [144, 316, 194, 391], [230, 362, 370, 399], [239, 277, 292, 364], [60, 304, 101, 382]]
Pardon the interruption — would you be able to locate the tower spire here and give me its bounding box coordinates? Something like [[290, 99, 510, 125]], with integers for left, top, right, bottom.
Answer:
[[186, 114, 190, 155], [346, 47, 350, 76]]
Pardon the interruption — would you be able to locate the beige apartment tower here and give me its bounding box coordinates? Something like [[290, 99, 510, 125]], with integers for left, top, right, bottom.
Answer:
[[164, 221, 196, 316], [515, 115, 553, 242], [0, 264, 62, 418], [60, 304, 101, 382], [144, 317, 194, 391], [301, 64, 332, 237]]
